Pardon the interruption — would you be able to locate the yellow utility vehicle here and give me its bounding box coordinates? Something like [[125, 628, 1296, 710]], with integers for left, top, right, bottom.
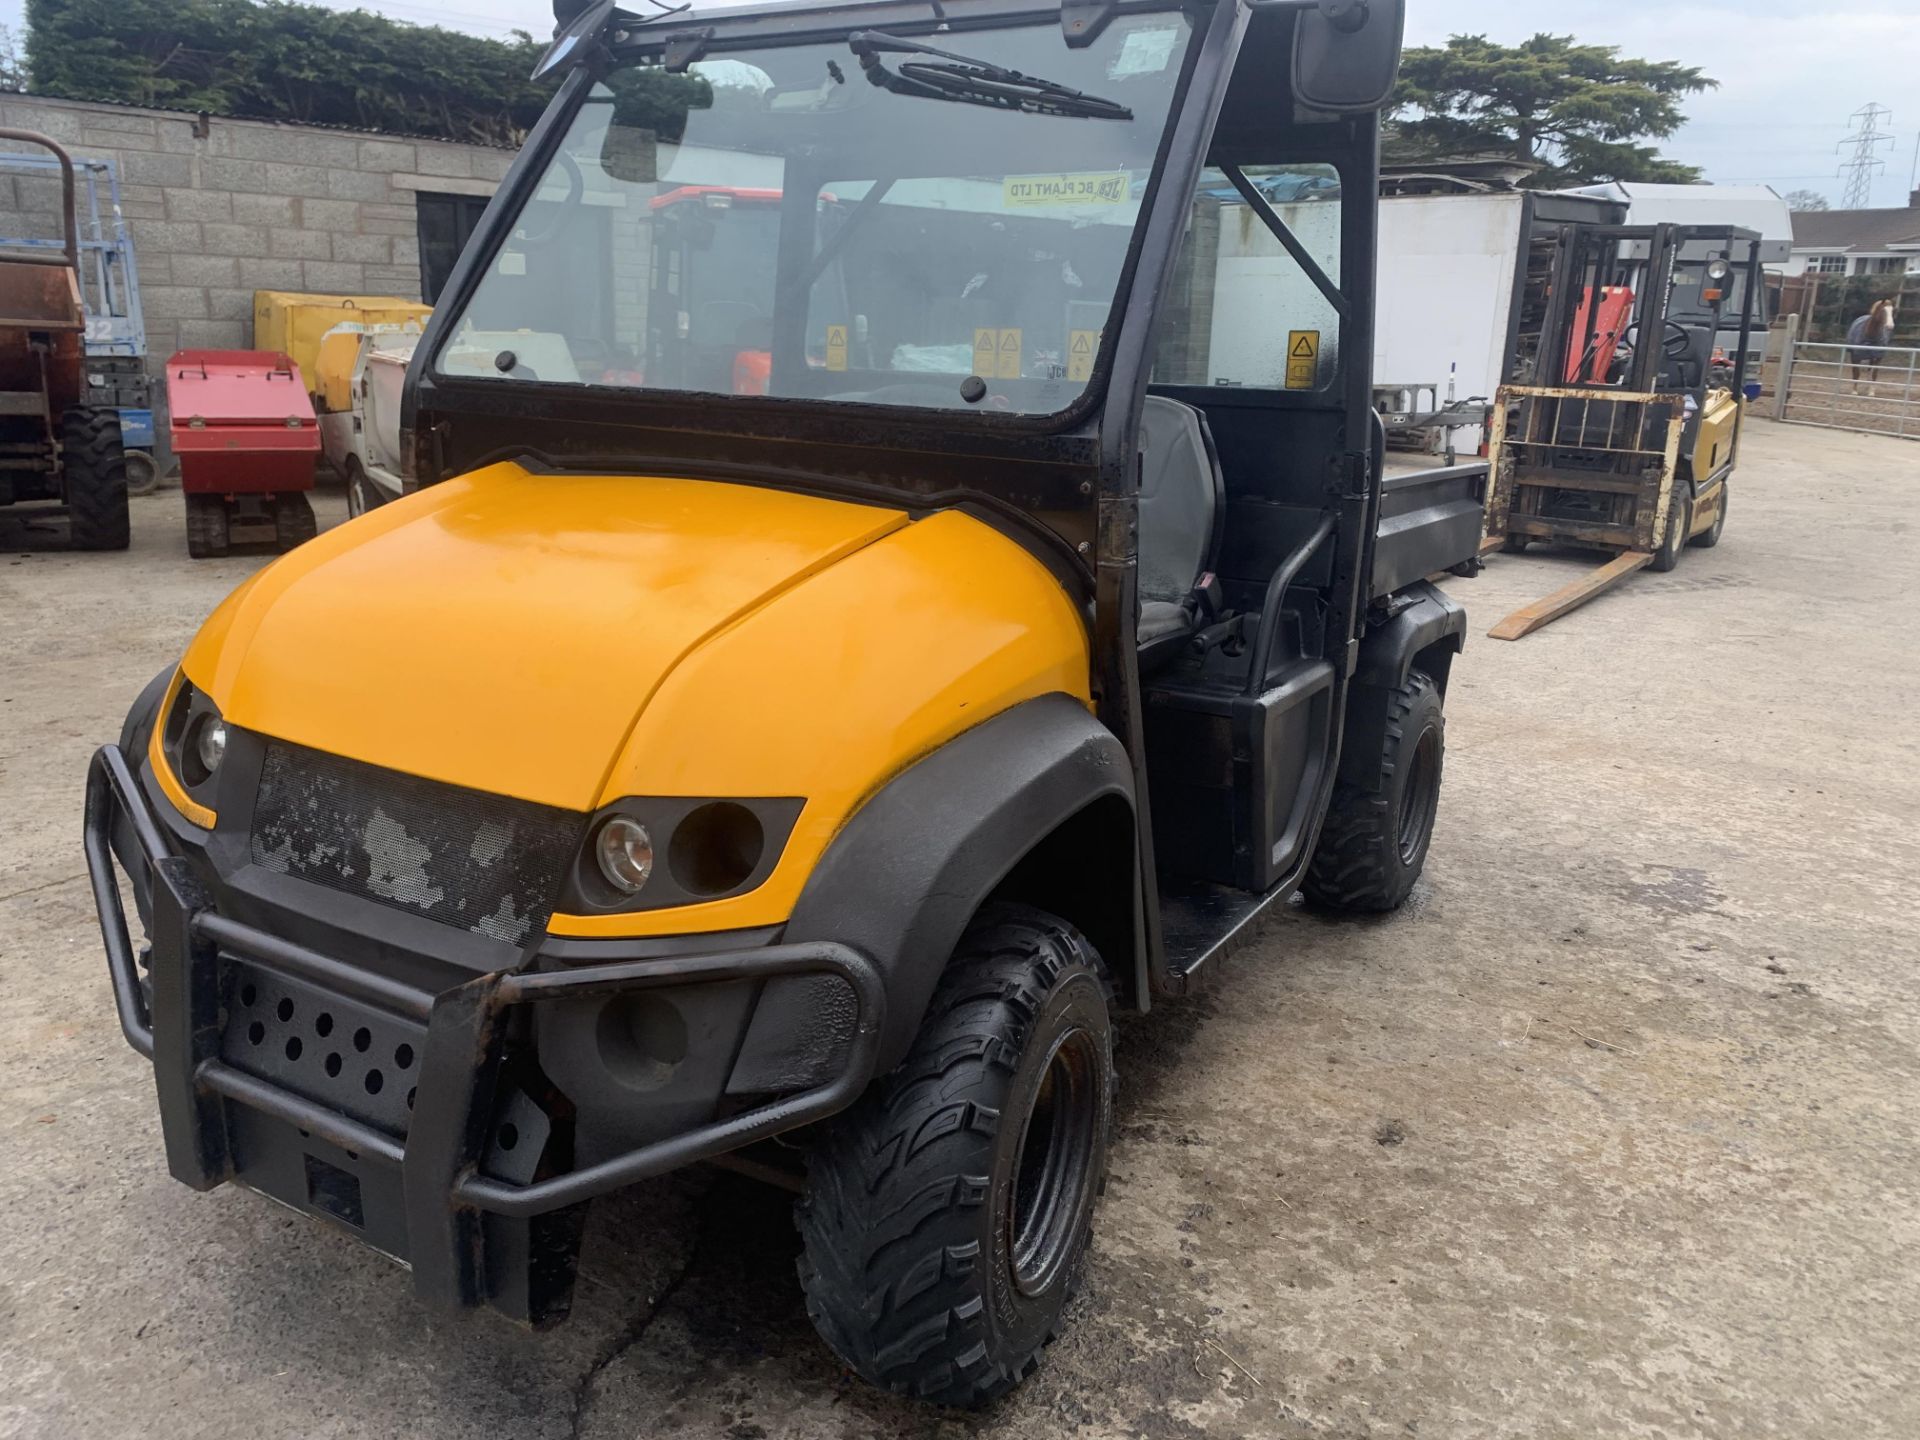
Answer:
[[86, 0, 1483, 1405], [1483, 222, 1762, 639]]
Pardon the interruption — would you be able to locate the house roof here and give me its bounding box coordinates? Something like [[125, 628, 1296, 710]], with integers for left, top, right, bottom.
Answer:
[[1791, 202, 1920, 254]]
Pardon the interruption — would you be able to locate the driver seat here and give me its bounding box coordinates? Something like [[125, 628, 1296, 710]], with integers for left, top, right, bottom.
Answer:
[[1137, 395, 1224, 660]]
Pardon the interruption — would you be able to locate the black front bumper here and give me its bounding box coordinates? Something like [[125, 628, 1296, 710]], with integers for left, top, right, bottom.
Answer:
[[84, 743, 884, 1323]]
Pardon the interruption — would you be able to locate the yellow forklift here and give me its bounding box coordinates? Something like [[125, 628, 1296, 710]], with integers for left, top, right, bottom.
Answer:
[[1483, 222, 1762, 639]]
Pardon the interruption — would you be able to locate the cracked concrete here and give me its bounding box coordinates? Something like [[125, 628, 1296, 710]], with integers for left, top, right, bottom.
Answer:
[[2, 419, 1918, 1438]]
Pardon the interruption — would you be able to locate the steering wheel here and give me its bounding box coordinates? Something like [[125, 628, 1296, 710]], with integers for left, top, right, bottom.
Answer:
[[514, 148, 584, 247], [1661, 320, 1694, 359]]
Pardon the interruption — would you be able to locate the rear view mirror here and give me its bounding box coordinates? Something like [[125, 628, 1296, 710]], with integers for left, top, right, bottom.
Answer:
[[1291, 0, 1405, 114]]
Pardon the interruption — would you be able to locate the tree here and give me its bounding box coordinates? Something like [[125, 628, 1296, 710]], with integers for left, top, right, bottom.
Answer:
[[1783, 189, 1831, 212], [21, 0, 709, 146], [1388, 34, 1715, 188], [0, 22, 27, 90]]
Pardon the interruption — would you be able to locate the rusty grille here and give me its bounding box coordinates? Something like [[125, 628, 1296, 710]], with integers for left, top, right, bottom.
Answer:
[[250, 741, 583, 945]]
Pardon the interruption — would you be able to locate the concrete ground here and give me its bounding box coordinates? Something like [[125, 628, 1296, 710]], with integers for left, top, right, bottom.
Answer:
[[1, 419, 1916, 1439]]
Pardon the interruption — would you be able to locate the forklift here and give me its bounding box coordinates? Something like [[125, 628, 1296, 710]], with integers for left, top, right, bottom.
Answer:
[[84, 0, 1484, 1407], [1482, 221, 1762, 639]]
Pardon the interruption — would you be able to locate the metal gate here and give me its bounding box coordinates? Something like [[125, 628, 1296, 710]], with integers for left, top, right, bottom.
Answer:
[[1773, 329, 1920, 440]]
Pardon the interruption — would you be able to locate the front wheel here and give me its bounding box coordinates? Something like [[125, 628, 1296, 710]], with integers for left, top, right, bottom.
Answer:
[[1304, 669, 1445, 913], [1649, 486, 1692, 573], [61, 408, 130, 551], [797, 906, 1114, 1407], [1690, 483, 1727, 548]]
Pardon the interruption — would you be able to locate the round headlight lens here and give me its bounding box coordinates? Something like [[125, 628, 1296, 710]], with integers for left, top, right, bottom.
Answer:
[[1706, 258, 1731, 281], [595, 815, 654, 894], [191, 715, 227, 778]]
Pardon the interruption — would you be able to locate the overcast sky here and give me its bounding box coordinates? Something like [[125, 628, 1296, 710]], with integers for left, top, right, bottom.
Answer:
[[4, 0, 1917, 208]]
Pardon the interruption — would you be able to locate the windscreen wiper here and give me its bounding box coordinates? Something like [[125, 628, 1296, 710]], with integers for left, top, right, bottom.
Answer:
[[847, 31, 1133, 120]]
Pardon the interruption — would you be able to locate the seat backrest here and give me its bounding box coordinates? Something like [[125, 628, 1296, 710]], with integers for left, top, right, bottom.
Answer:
[[1137, 395, 1221, 605]]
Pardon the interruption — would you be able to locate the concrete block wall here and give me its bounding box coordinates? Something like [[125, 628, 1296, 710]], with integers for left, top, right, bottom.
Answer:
[[0, 91, 517, 374]]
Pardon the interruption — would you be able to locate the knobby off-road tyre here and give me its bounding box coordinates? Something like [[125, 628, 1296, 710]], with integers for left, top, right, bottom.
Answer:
[[1303, 668, 1445, 913], [61, 408, 130, 551], [1690, 483, 1726, 548], [185, 494, 229, 559], [275, 493, 318, 552], [1649, 486, 1692, 573], [796, 906, 1115, 1407]]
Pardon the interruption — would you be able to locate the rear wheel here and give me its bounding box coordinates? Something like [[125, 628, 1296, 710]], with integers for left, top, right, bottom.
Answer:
[[185, 495, 230, 559], [1690, 483, 1727, 548], [1649, 486, 1692, 573], [797, 906, 1114, 1407], [274, 493, 318, 551], [1304, 669, 1445, 913], [61, 408, 130, 551]]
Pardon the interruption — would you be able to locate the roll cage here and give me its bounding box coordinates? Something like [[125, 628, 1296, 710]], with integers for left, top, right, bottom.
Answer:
[[404, 0, 1408, 997]]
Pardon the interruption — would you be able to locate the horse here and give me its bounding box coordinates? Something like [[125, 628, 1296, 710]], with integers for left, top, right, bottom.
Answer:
[[1847, 298, 1898, 393]]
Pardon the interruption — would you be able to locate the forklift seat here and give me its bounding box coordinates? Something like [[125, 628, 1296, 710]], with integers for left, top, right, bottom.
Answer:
[[1137, 395, 1224, 649]]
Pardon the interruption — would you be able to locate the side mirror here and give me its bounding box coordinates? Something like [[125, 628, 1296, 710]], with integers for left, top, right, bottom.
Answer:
[[1291, 0, 1405, 114]]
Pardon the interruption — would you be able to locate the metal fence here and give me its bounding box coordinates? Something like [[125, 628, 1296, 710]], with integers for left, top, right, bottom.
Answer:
[[1773, 331, 1920, 440]]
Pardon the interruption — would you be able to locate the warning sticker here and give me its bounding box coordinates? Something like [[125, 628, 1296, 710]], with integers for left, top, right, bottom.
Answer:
[[1067, 328, 1099, 382], [1285, 329, 1319, 389], [1003, 172, 1131, 208], [995, 328, 1023, 380], [973, 327, 1024, 380], [972, 327, 999, 377], [825, 323, 848, 372]]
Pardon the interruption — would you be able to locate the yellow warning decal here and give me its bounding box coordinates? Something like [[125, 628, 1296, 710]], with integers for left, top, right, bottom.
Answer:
[[974, 327, 1024, 380], [973, 327, 999, 377], [1285, 329, 1319, 390], [996, 327, 1023, 379], [1003, 172, 1131, 208], [825, 323, 848, 372], [1067, 328, 1099, 383]]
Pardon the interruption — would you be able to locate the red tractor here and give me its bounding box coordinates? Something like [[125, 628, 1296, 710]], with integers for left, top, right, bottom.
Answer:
[[0, 129, 129, 550]]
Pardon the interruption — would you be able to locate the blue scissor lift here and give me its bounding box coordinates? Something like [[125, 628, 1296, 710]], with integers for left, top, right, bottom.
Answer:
[[0, 150, 157, 490]]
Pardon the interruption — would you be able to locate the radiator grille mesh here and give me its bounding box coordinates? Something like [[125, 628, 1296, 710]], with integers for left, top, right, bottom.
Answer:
[[250, 742, 583, 945]]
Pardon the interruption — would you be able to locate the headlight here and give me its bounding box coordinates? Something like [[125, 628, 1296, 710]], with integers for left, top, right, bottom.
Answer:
[[1706, 257, 1732, 282], [594, 815, 654, 894], [189, 714, 227, 781]]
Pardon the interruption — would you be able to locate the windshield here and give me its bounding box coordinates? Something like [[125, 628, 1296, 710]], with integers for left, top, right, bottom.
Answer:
[[436, 14, 1195, 416]]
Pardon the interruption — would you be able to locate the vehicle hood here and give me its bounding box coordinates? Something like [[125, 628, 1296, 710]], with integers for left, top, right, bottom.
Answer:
[[182, 463, 909, 810]]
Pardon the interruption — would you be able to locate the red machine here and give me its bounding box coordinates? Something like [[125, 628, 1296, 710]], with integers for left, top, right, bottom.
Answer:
[[166, 349, 320, 558], [1563, 285, 1635, 384]]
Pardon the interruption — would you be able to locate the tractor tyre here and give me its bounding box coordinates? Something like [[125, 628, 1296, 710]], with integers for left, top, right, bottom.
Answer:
[[1303, 669, 1445, 913], [796, 905, 1114, 1408], [61, 408, 130, 551], [274, 493, 318, 552], [1691, 483, 1726, 548], [1649, 487, 1692, 573], [185, 495, 230, 559]]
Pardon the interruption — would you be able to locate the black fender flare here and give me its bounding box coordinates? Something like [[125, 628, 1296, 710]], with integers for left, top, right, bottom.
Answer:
[[783, 693, 1136, 1074], [1339, 582, 1466, 790]]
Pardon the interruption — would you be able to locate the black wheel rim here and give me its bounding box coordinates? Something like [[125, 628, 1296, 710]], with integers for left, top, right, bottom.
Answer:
[[1397, 726, 1440, 865], [1008, 1025, 1101, 1298]]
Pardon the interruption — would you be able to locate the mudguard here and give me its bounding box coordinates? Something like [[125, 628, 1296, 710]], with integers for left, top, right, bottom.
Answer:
[[1339, 581, 1467, 790], [783, 693, 1136, 1072]]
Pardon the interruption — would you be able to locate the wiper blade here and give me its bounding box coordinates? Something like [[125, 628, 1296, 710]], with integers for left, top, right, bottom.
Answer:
[[847, 30, 1133, 121]]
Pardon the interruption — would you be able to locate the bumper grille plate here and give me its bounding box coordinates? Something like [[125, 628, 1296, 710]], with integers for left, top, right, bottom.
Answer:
[[251, 741, 582, 944]]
